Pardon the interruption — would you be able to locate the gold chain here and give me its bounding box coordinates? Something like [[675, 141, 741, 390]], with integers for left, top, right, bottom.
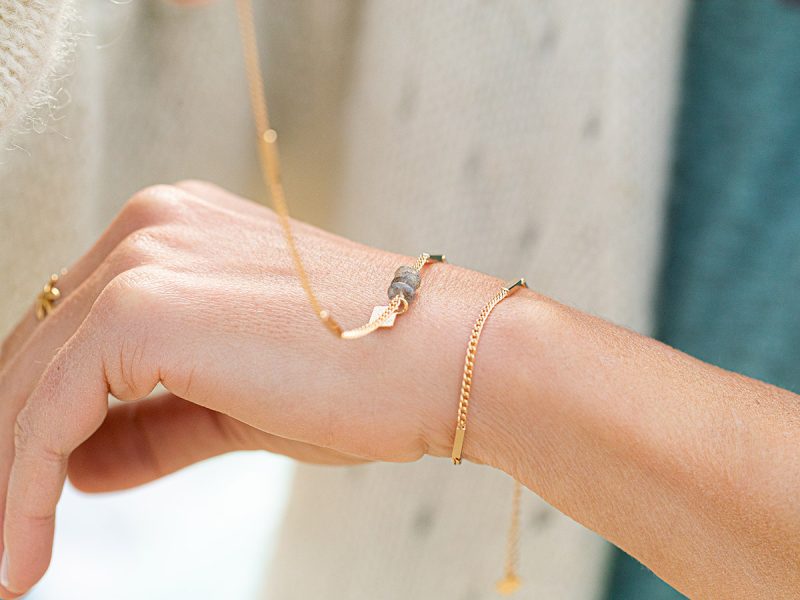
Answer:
[[498, 480, 523, 595], [451, 279, 527, 464], [236, 0, 526, 593], [235, 0, 438, 338], [451, 279, 528, 595], [453, 287, 510, 440]]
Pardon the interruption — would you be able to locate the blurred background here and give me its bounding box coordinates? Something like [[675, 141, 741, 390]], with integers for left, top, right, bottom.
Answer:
[[28, 454, 292, 600]]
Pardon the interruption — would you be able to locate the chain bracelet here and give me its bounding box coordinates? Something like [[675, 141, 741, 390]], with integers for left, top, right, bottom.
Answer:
[[452, 278, 527, 464]]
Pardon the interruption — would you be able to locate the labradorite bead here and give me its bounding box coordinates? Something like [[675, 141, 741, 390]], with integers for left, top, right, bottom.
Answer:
[[388, 280, 416, 302], [393, 266, 421, 290]]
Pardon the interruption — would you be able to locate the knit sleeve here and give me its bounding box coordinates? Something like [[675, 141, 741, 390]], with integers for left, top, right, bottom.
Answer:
[[0, 0, 75, 146]]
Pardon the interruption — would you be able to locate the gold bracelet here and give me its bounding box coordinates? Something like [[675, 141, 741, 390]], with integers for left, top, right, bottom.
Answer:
[[451, 278, 527, 464], [451, 277, 528, 595], [341, 253, 445, 340]]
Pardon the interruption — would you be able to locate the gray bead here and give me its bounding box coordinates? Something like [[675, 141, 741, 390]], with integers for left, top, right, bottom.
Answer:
[[388, 281, 416, 302], [393, 266, 421, 289]]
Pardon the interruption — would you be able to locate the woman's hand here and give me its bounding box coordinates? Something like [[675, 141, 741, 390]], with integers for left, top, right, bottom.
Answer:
[[6, 180, 795, 599], [0, 181, 510, 597]]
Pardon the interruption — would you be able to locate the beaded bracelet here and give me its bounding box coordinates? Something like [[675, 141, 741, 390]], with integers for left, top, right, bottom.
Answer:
[[340, 253, 445, 340]]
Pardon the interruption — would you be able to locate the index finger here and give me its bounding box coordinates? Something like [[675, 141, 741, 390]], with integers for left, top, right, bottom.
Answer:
[[1, 331, 107, 595], [0, 270, 164, 596]]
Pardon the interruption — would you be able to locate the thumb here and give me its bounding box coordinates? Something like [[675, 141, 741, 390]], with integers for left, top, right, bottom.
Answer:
[[68, 394, 245, 493], [68, 394, 364, 493]]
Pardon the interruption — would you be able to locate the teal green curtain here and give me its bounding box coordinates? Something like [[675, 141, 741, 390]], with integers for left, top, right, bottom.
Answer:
[[606, 1, 800, 597]]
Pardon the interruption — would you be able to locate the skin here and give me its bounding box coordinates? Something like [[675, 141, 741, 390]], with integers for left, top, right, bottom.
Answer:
[[0, 181, 797, 599]]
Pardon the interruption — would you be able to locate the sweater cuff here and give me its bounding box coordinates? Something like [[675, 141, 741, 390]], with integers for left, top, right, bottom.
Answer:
[[0, 0, 75, 147]]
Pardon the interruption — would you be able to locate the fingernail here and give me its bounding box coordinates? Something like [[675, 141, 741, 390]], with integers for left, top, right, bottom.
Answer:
[[0, 550, 8, 590]]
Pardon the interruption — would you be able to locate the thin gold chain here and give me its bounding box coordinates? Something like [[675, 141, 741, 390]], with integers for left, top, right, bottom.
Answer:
[[451, 279, 526, 463], [451, 279, 528, 595], [235, 0, 340, 335], [235, 0, 433, 338], [499, 480, 523, 595], [455, 287, 509, 433]]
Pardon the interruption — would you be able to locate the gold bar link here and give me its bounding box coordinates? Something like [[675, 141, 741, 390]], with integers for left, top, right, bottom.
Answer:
[[503, 278, 528, 294], [451, 428, 466, 465]]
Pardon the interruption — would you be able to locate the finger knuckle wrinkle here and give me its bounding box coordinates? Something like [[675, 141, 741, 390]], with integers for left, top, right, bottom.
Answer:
[[12, 410, 35, 453], [92, 274, 161, 400], [113, 334, 149, 400], [13, 413, 64, 463], [20, 510, 56, 527], [12, 415, 29, 453]]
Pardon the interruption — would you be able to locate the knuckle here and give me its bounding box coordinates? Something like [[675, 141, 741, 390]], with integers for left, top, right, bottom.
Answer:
[[93, 267, 163, 324], [109, 228, 164, 270], [12, 411, 31, 453], [121, 184, 190, 226], [91, 268, 165, 400], [12, 408, 59, 460]]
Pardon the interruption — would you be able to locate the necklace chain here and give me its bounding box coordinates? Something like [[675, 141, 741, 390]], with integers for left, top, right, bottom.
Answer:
[[236, 0, 429, 338]]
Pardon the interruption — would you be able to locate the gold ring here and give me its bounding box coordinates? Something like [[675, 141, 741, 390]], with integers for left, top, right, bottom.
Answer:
[[35, 269, 66, 321]]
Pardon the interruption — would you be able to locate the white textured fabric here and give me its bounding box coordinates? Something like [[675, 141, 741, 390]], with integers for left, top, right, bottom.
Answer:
[[0, 0, 74, 145], [0, 2, 687, 599]]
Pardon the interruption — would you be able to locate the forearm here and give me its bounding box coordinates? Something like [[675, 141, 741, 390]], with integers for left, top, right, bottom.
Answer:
[[424, 284, 800, 598]]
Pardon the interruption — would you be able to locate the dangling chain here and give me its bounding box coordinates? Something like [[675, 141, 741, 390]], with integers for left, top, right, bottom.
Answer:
[[452, 279, 528, 595], [235, 0, 440, 339]]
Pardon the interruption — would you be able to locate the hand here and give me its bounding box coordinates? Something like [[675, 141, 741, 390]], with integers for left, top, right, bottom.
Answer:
[[0, 181, 508, 597]]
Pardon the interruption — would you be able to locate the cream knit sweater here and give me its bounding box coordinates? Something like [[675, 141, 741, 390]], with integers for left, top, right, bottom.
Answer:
[[0, 0, 74, 143], [0, 2, 687, 599]]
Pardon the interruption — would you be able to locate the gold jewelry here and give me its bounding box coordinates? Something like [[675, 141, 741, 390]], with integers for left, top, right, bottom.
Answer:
[[452, 278, 528, 595], [498, 480, 523, 595], [451, 278, 527, 464], [343, 253, 446, 339], [35, 269, 66, 321], [235, 1, 523, 593], [235, 0, 442, 339]]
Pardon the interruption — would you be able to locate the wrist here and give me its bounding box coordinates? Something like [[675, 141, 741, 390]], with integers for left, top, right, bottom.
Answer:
[[458, 289, 550, 471], [414, 265, 548, 472]]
